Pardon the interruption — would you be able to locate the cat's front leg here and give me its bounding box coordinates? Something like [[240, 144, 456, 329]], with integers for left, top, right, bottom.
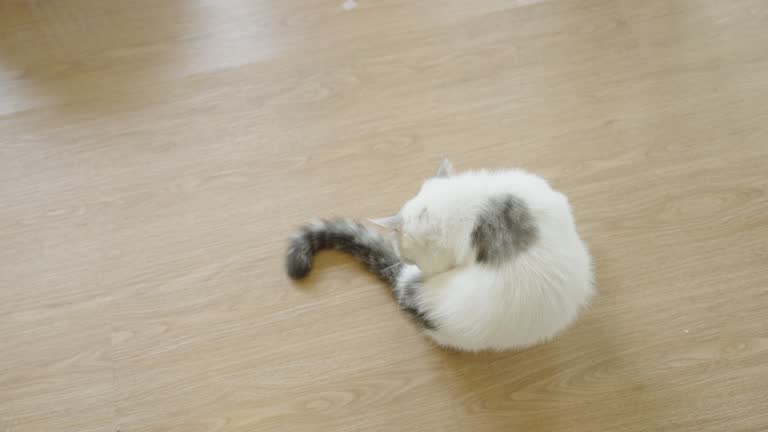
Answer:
[[394, 264, 435, 329]]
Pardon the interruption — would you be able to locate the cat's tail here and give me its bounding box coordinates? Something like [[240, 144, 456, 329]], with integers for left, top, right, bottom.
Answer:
[[286, 219, 402, 286]]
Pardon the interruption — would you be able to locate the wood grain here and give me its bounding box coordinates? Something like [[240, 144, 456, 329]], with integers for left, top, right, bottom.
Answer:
[[1, 0, 767, 431]]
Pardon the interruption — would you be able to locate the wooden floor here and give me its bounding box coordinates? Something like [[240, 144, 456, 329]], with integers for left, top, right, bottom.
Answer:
[[1, 1, 767, 431]]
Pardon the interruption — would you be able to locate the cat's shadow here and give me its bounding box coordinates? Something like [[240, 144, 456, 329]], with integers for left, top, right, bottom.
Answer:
[[295, 252, 651, 428], [432, 314, 650, 429], [291, 250, 369, 288]]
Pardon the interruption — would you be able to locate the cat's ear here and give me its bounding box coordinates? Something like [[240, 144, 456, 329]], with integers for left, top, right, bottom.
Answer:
[[434, 157, 454, 178], [368, 214, 403, 230]]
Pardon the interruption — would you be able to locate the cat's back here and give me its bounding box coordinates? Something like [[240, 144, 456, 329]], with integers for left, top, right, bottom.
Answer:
[[487, 170, 593, 348], [455, 166, 586, 238], [424, 169, 593, 350], [428, 244, 593, 351]]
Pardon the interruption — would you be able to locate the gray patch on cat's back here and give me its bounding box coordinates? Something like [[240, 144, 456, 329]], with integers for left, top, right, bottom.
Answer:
[[471, 194, 538, 265]]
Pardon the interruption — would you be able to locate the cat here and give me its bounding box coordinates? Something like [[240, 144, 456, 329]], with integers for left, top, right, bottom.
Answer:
[[286, 158, 594, 351]]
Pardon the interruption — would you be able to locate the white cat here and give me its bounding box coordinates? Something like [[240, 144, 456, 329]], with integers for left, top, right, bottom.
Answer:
[[286, 159, 594, 351]]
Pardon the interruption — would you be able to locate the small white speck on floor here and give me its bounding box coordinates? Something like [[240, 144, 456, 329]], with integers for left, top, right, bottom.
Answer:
[[342, 0, 357, 11], [683, 329, 690, 334]]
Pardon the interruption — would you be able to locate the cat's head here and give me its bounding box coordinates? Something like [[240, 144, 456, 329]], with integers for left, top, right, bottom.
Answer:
[[372, 159, 543, 276], [371, 158, 474, 276]]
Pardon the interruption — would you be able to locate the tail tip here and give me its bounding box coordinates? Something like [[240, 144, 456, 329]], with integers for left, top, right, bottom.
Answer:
[[286, 237, 312, 280]]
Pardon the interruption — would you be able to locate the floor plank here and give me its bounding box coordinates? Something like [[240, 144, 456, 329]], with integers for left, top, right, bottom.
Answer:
[[1, 1, 767, 431]]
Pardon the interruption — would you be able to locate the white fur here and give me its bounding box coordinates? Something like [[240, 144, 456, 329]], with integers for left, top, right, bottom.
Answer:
[[387, 165, 594, 351]]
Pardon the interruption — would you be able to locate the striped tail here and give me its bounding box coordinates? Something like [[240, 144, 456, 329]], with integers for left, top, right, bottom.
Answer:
[[285, 219, 403, 286]]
